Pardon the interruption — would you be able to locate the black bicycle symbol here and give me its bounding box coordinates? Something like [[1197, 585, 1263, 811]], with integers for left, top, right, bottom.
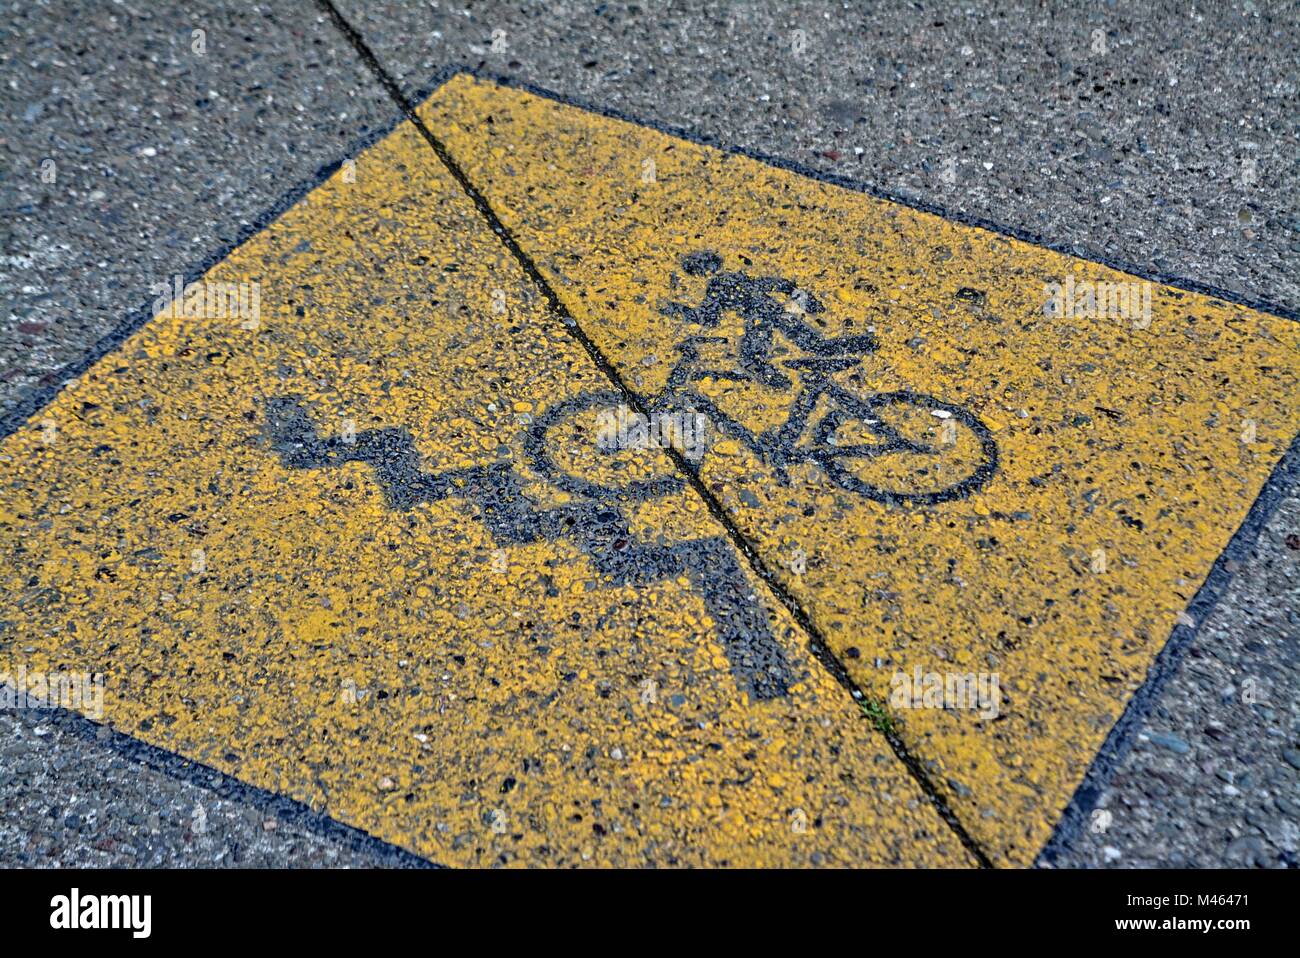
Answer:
[[527, 251, 998, 505]]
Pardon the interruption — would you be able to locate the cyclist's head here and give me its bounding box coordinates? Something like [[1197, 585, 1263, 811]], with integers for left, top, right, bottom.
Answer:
[[681, 250, 722, 276]]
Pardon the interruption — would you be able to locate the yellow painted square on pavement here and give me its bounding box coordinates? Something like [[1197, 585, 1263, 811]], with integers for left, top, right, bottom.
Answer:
[[420, 74, 1300, 864], [0, 117, 972, 865]]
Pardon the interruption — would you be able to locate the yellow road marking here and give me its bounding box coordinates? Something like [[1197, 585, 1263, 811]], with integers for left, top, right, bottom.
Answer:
[[0, 118, 972, 866], [420, 74, 1300, 864]]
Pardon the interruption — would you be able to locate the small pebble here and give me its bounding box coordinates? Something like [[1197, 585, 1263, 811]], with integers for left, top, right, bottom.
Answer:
[[1148, 732, 1190, 755]]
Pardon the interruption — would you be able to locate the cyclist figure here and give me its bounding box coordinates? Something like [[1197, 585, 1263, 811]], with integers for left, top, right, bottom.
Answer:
[[660, 250, 878, 392]]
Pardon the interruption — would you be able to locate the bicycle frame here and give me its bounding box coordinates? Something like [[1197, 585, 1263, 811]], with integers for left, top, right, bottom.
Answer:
[[648, 351, 997, 504]]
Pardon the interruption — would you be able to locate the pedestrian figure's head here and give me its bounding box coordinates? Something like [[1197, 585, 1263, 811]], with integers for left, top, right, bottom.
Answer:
[[680, 250, 722, 276]]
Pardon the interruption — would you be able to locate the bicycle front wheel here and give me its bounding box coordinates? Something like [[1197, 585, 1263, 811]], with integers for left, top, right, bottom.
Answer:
[[808, 389, 998, 505]]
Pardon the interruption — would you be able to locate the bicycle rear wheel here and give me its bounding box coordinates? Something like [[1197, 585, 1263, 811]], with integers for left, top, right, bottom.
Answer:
[[525, 390, 684, 501]]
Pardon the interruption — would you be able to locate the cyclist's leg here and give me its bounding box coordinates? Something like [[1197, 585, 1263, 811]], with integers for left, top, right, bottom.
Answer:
[[735, 311, 794, 389]]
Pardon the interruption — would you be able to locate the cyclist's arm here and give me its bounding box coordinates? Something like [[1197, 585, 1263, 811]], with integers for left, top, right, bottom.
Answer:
[[660, 294, 723, 327]]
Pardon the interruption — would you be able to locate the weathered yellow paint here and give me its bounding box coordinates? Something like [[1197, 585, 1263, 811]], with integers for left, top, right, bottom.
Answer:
[[420, 74, 1300, 864], [0, 119, 971, 865]]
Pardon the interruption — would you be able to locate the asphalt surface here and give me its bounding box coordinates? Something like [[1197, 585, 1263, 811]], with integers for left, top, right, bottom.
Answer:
[[1, 0, 1297, 867]]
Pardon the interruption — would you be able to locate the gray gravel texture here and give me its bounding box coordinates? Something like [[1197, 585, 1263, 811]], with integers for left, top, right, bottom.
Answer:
[[0, 0, 1297, 867], [0, 705, 426, 867]]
